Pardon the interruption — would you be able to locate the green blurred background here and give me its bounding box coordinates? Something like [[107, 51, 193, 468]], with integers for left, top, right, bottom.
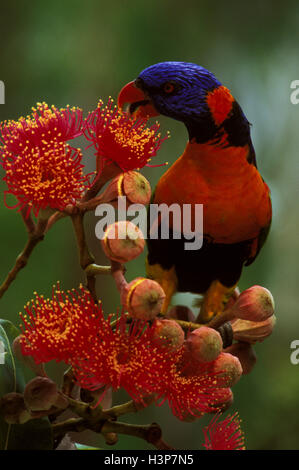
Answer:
[[0, 0, 299, 450]]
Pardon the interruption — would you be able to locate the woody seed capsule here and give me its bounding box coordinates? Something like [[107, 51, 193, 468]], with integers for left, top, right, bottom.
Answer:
[[102, 221, 145, 263], [186, 327, 223, 363], [121, 277, 166, 320]]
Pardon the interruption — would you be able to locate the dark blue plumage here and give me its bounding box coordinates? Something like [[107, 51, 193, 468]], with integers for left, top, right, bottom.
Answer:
[[138, 62, 220, 123], [137, 61, 251, 146]]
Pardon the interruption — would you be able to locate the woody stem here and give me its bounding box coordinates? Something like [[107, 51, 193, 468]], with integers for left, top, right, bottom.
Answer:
[[71, 213, 97, 302], [52, 417, 173, 450], [110, 261, 127, 292], [0, 218, 47, 300]]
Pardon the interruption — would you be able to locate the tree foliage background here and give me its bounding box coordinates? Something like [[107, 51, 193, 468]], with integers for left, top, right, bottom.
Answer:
[[0, 0, 298, 450]]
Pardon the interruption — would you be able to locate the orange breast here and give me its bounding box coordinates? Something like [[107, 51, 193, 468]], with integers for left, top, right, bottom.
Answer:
[[153, 141, 271, 244]]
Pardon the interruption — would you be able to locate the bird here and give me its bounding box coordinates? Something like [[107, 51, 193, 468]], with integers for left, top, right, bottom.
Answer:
[[117, 61, 272, 323]]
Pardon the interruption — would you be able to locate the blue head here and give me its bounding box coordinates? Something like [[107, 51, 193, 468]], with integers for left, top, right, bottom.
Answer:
[[137, 62, 221, 124], [118, 61, 252, 147]]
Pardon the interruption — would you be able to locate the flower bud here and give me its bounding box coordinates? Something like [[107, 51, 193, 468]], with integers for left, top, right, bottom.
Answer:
[[153, 319, 185, 351], [13, 335, 45, 376], [223, 287, 241, 310], [186, 327, 223, 363], [101, 171, 151, 206], [0, 393, 31, 424], [208, 286, 275, 330], [213, 352, 243, 387], [102, 221, 145, 263], [231, 315, 276, 344], [121, 277, 165, 321], [225, 342, 257, 375], [24, 377, 68, 411], [230, 285, 274, 322]]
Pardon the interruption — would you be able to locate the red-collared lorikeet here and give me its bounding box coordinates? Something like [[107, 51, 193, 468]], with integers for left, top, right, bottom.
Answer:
[[118, 61, 272, 322]]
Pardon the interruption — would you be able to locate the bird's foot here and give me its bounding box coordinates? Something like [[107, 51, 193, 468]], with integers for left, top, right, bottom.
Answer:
[[196, 281, 237, 324]]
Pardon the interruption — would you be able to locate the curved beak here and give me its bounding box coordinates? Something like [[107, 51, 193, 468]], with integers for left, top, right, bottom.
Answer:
[[117, 80, 160, 119]]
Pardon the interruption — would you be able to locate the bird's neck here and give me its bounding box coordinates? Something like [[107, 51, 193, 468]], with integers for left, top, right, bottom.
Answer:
[[186, 121, 256, 167], [184, 86, 255, 164]]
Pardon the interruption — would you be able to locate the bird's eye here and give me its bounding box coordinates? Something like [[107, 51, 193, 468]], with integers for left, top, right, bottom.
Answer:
[[163, 82, 176, 94]]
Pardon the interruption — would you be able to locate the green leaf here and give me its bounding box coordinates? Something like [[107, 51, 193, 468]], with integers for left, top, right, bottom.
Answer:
[[0, 319, 25, 396], [0, 319, 53, 450], [75, 443, 103, 450]]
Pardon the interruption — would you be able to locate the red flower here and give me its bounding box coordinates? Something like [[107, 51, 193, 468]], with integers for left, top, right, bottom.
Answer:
[[83, 98, 168, 172], [0, 103, 88, 216], [71, 315, 175, 402], [0, 102, 83, 157], [203, 412, 245, 450], [156, 351, 232, 420], [2, 142, 88, 216], [19, 284, 102, 364]]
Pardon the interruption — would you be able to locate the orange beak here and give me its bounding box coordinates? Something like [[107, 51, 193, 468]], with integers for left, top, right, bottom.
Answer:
[[117, 80, 159, 119]]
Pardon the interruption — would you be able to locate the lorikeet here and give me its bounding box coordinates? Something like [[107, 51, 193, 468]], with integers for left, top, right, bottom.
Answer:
[[118, 62, 272, 322]]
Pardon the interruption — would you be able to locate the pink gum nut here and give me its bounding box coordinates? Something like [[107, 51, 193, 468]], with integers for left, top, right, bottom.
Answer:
[[225, 342, 257, 375], [121, 277, 166, 321], [185, 327, 223, 363], [100, 171, 151, 206], [153, 319, 185, 351], [102, 221, 145, 263], [230, 285, 275, 322], [212, 352, 243, 387], [231, 315, 276, 344]]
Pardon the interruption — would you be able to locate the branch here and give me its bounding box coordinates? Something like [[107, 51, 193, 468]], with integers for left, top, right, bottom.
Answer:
[[0, 218, 47, 299], [100, 421, 171, 449], [110, 261, 127, 293], [173, 318, 204, 332], [81, 161, 121, 203], [20, 206, 36, 234], [85, 264, 111, 276], [52, 417, 87, 436], [104, 396, 155, 419], [52, 416, 174, 450], [44, 211, 66, 233], [71, 213, 98, 301]]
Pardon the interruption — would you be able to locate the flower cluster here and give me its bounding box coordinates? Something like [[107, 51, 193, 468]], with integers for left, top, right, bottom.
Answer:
[[19, 284, 101, 363], [0, 100, 167, 216], [83, 98, 167, 171], [19, 285, 231, 419], [0, 103, 88, 216], [0, 102, 83, 156]]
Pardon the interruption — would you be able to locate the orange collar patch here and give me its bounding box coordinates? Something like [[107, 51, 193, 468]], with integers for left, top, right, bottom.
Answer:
[[206, 86, 234, 126]]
